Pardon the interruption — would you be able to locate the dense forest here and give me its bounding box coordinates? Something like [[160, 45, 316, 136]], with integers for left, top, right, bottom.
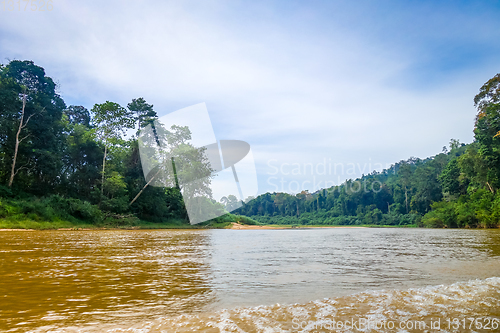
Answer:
[[0, 60, 249, 228], [235, 73, 500, 228], [234, 145, 461, 226], [0, 59, 499, 228]]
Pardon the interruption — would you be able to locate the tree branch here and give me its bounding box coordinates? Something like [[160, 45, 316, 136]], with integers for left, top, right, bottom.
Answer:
[[21, 107, 45, 129], [13, 159, 34, 177], [129, 168, 162, 206], [19, 134, 30, 143]]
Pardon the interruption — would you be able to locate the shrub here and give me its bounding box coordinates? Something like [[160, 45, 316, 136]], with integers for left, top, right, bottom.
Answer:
[[0, 185, 13, 198]]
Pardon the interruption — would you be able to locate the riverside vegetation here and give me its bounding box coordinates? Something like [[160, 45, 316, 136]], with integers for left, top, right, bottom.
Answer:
[[235, 74, 500, 228], [0, 60, 499, 229], [0, 60, 255, 229]]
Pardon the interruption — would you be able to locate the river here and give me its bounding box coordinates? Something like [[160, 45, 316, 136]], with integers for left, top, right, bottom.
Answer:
[[0, 228, 499, 332]]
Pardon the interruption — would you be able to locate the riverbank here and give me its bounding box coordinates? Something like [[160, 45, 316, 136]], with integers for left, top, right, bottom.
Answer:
[[0, 219, 418, 230], [3, 222, 498, 230], [0, 197, 259, 230], [0, 218, 234, 230], [228, 222, 369, 229]]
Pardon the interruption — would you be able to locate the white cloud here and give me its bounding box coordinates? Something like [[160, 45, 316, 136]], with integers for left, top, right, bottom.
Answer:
[[1, 0, 498, 194]]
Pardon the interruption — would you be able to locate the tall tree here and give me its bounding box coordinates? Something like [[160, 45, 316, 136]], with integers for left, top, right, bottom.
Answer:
[[127, 97, 157, 132], [398, 162, 413, 213], [60, 106, 102, 200], [473, 73, 500, 192], [65, 105, 91, 127], [8, 89, 29, 187], [0, 73, 23, 185], [474, 73, 500, 114], [439, 158, 461, 197], [91, 101, 135, 201], [1, 60, 66, 193]]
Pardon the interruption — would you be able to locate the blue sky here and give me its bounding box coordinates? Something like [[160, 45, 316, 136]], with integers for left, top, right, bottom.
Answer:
[[1, 0, 500, 195]]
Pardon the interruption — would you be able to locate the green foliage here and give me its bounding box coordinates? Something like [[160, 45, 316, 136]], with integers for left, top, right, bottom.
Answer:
[[422, 201, 456, 228], [91, 101, 136, 145], [0, 60, 66, 194], [418, 73, 500, 229], [0, 60, 499, 229], [474, 73, 500, 111], [0, 195, 103, 224], [0, 60, 195, 227], [0, 185, 13, 197], [234, 154, 451, 226], [439, 158, 461, 196], [127, 97, 157, 131], [233, 74, 500, 229], [236, 215, 259, 225], [421, 190, 500, 228]]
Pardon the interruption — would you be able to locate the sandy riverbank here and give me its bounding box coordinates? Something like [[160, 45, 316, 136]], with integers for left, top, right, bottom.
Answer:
[[0, 224, 370, 231], [228, 223, 368, 230]]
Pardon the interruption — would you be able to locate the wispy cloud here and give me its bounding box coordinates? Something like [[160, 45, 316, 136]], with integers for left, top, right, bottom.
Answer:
[[1, 0, 499, 194]]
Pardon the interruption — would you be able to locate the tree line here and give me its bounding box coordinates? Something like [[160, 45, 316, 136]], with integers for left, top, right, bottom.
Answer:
[[1, 60, 499, 228], [235, 73, 500, 228], [0, 60, 238, 227]]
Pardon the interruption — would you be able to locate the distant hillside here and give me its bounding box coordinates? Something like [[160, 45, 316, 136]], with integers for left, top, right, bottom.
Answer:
[[235, 73, 500, 228], [234, 143, 468, 227]]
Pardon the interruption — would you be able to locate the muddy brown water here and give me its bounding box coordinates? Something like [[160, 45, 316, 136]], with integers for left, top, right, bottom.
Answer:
[[0, 228, 499, 332]]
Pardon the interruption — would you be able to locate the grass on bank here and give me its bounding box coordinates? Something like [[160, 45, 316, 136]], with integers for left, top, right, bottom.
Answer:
[[270, 224, 418, 228], [0, 217, 236, 230], [0, 195, 420, 230], [0, 195, 259, 230]]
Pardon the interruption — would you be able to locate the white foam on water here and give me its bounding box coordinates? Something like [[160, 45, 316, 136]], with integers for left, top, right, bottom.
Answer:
[[37, 277, 500, 332], [146, 277, 500, 333]]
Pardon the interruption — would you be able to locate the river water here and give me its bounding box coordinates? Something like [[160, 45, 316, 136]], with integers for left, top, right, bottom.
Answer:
[[0, 228, 499, 332]]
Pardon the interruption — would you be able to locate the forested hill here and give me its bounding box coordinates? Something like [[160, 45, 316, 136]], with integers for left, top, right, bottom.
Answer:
[[235, 73, 500, 228], [234, 143, 467, 226]]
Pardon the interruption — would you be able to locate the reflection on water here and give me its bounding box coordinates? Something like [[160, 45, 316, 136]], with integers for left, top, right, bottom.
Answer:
[[0, 230, 215, 332], [207, 228, 500, 309], [154, 277, 500, 333], [0, 228, 499, 332]]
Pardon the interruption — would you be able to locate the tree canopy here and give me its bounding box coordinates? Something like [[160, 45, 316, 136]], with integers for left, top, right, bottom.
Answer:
[[0, 60, 499, 229]]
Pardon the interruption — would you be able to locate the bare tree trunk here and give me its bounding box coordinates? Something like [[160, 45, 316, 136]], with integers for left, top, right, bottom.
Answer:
[[129, 168, 161, 206], [8, 92, 27, 187], [100, 145, 107, 201], [405, 186, 408, 214], [486, 181, 494, 194]]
